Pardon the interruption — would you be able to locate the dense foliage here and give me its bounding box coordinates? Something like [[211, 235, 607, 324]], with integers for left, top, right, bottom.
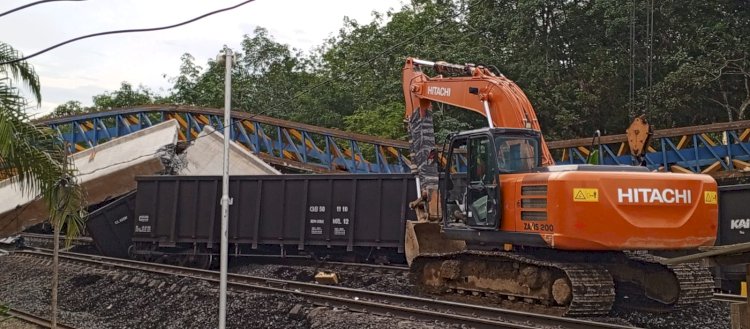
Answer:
[[57, 0, 750, 142]]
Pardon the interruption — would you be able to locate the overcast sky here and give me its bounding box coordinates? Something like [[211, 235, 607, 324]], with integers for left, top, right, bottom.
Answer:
[[0, 0, 404, 114]]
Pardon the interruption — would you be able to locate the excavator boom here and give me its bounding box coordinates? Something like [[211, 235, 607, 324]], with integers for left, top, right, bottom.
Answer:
[[403, 57, 554, 166]]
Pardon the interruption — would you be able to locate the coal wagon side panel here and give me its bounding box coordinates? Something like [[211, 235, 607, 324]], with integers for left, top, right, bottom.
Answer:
[[282, 179, 306, 242], [718, 184, 750, 246], [715, 184, 750, 292], [85, 191, 137, 258], [133, 175, 417, 254], [229, 179, 258, 245]]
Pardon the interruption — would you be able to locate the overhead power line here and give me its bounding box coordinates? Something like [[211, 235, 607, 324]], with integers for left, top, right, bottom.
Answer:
[[0, 0, 84, 18], [0, 0, 255, 65]]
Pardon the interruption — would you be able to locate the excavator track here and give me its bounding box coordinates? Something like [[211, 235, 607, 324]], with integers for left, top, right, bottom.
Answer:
[[410, 250, 615, 316], [616, 251, 714, 312]]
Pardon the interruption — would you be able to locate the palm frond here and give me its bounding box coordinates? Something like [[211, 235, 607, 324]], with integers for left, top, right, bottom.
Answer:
[[0, 42, 85, 243], [0, 43, 41, 104], [0, 105, 65, 195], [46, 170, 87, 248]]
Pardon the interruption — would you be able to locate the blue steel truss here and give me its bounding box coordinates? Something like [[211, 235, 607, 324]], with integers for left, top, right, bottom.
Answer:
[[40, 105, 411, 174], [41, 106, 750, 175], [548, 120, 750, 174]]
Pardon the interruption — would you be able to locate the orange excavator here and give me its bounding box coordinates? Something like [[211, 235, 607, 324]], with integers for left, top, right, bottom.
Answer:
[[402, 57, 718, 316]]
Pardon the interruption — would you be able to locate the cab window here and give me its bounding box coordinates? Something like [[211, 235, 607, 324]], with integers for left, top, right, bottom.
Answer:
[[468, 136, 494, 184], [494, 136, 539, 172]]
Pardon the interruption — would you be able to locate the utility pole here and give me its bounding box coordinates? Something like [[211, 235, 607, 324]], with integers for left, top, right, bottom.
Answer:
[[217, 48, 233, 329]]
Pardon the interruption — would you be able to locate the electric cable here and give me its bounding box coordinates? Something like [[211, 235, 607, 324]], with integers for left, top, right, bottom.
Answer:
[[58, 0, 487, 176], [646, 0, 654, 119], [629, 0, 635, 120], [0, 0, 255, 65], [0, 0, 84, 18]]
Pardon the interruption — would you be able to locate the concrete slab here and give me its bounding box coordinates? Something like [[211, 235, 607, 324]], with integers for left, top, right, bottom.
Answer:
[[182, 125, 281, 175], [0, 120, 179, 237]]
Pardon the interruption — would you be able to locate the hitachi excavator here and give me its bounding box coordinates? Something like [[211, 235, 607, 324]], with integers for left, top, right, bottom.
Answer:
[[402, 57, 717, 316]]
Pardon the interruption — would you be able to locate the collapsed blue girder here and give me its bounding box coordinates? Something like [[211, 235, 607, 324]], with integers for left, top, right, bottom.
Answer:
[[40, 105, 411, 174], [41, 106, 750, 175], [548, 120, 750, 174]]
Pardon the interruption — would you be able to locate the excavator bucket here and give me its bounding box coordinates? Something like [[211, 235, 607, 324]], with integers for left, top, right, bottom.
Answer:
[[405, 221, 466, 266]]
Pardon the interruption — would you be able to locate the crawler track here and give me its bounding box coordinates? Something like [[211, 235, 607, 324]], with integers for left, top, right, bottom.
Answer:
[[411, 251, 616, 316], [11, 249, 637, 329], [619, 252, 714, 312]]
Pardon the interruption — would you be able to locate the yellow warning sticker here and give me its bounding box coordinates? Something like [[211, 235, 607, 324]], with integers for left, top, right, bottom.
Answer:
[[704, 191, 717, 204], [573, 188, 599, 202]]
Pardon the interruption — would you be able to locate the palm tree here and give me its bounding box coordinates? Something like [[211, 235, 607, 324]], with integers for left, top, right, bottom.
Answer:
[[0, 43, 85, 329]]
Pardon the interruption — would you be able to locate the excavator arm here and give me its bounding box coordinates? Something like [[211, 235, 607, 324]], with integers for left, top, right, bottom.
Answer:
[[402, 57, 555, 264], [402, 57, 554, 218], [403, 57, 554, 166]]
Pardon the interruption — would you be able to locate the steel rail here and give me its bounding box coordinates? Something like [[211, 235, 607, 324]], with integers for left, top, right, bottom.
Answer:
[[4, 307, 78, 329], [20, 232, 93, 244], [231, 255, 410, 274], [713, 293, 747, 303], [319, 260, 409, 273], [15, 249, 637, 329]]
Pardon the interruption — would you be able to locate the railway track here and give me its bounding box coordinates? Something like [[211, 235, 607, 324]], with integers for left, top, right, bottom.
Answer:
[[11, 249, 638, 329], [234, 255, 410, 275], [16, 233, 93, 251], [20, 232, 93, 244], [713, 293, 747, 303], [2, 306, 78, 329]]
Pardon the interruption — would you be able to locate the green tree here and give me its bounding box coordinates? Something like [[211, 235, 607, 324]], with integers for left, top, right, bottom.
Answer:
[[92, 82, 161, 110], [50, 100, 86, 118], [0, 43, 85, 329], [159, 0, 750, 142]]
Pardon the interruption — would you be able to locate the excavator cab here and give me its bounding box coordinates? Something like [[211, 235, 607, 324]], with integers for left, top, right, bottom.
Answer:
[[442, 127, 542, 230]]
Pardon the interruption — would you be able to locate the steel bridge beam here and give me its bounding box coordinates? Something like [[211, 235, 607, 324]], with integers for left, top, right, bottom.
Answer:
[[41, 105, 750, 175], [549, 120, 750, 174], [40, 105, 411, 174]]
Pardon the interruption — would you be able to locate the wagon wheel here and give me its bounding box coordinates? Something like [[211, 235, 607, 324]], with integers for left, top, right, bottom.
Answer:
[[178, 248, 214, 269]]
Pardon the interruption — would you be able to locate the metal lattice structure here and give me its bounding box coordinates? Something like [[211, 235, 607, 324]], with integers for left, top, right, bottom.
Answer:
[[40, 105, 411, 174], [40, 105, 750, 175], [548, 120, 750, 174]]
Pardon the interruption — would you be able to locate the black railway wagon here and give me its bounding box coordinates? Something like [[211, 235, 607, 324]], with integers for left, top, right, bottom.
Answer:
[[131, 174, 417, 262], [714, 183, 750, 292], [85, 191, 137, 258]]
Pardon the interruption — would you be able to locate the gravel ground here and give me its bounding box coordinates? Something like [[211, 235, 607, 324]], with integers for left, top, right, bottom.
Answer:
[[0, 318, 41, 329], [231, 259, 732, 329], [0, 248, 732, 329], [0, 253, 454, 329], [231, 260, 413, 295], [307, 307, 450, 329], [611, 301, 730, 329]]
